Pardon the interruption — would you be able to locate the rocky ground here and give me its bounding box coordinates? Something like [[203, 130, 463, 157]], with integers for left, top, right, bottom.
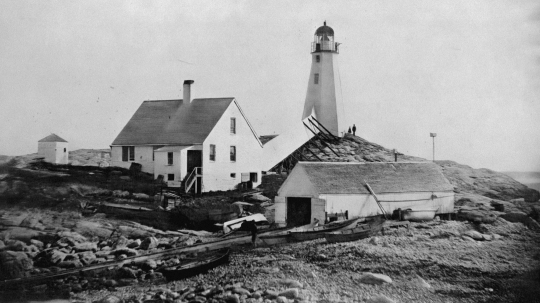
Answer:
[[5, 216, 534, 303], [1, 137, 540, 303]]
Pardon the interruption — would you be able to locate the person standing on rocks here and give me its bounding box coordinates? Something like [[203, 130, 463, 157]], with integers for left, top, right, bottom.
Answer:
[[240, 220, 258, 247], [352, 124, 357, 136], [348, 127, 352, 134]]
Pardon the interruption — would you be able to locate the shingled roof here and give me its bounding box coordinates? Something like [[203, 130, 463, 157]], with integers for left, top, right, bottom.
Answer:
[[297, 162, 454, 194], [111, 98, 234, 146], [38, 133, 67, 143]]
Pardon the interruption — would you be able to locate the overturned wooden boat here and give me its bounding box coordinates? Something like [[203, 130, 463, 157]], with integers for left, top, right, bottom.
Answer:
[[259, 233, 291, 246], [259, 220, 319, 245], [401, 207, 438, 222], [159, 248, 230, 281], [324, 217, 385, 244], [289, 218, 361, 242]]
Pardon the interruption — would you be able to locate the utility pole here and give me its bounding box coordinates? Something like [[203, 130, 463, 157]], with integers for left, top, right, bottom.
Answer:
[[430, 133, 437, 162]]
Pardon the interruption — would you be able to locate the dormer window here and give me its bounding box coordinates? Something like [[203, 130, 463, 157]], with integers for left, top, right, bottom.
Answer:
[[230, 118, 236, 134]]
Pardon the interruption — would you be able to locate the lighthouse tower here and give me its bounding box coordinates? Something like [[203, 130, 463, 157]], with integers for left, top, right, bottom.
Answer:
[[302, 22, 345, 137]]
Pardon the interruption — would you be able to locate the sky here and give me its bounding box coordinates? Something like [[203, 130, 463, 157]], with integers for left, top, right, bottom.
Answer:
[[1, 0, 539, 172]]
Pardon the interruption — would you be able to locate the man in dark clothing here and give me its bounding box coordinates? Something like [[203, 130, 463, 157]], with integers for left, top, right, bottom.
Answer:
[[348, 127, 352, 134], [240, 220, 258, 247], [352, 124, 357, 136]]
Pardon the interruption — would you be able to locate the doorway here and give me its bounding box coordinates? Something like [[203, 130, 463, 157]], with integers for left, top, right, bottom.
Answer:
[[187, 150, 202, 173], [286, 197, 311, 227]]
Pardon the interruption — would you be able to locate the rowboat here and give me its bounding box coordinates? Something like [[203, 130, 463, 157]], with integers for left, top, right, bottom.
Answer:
[[401, 208, 438, 222], [324, 217, 385, 243], [289, 218, 361, 242], [159, 248, 230, 281], [258, 219, 321, 245]]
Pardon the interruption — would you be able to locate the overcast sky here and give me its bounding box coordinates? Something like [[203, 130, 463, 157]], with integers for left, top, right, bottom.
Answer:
[[1, 0, 539, 172]]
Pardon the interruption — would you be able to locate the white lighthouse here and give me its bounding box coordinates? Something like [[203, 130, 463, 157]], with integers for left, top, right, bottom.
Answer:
[[302, 22, 346, 137]]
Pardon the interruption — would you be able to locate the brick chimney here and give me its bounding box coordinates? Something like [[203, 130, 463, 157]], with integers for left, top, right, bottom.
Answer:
[[183, 80, 194, 104]]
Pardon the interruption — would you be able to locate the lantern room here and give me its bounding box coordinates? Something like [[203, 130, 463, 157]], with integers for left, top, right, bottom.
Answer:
[[311, 21, 339, 53]]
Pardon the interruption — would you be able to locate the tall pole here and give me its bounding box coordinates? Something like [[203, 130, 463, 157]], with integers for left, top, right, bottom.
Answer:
[[430, 133, 437, 162]]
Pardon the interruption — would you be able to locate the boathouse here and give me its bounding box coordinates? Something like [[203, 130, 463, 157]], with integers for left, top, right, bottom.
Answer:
[[274, 162, 455, 227]]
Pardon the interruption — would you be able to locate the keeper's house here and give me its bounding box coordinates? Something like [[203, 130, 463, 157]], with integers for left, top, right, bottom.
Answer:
[[110, 80, 264, 193], [274, 162, 454, 227]]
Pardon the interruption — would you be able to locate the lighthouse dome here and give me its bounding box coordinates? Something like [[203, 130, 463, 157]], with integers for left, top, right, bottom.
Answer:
[[315, 22, 334, 36]]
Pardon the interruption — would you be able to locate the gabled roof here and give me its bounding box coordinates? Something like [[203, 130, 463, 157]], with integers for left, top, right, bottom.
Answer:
[[39, 133, 67, 143], [112, 98, 234, 146], [294, 162, 453, 194]]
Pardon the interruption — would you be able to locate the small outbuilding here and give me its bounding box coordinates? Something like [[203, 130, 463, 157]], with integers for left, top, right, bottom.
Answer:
[[274, 162, 454, 227], [37, 133, 69, 164]]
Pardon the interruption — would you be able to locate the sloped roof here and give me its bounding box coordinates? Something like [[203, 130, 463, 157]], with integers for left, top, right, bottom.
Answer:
[[111, 98, 234, 146], [39, 133, 67, 143], [298, 162, 454, 194]]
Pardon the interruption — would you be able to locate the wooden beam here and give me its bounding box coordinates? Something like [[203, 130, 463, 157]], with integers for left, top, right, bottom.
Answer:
[[310, 116, 338, 140], [364, 181, 388, 219], [304, 145, 322, 161]]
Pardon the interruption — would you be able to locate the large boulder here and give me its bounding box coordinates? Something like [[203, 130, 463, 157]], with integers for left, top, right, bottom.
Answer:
[[34, 249, 67, 266], [357, 273, 393, 285], [0, 250, 33, 279], [500, 212, 540, 230], [57, 231, 87, 244], [78, 251, 97, 265], [140, 236, 159, 250], [437, 161, 539, 202], [501, 212, 529, 223], [456, 208, 498, 224], [6, 240, 28, 251], [74, 242, 97, 252]]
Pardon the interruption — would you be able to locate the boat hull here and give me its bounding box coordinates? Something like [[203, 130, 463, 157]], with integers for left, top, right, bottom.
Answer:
[[324, 217, 385, 244], [159, 249, 230, 281], [289, 218, 360, 242], [402, 209, 437, 222], [259, 233, 291, 245]]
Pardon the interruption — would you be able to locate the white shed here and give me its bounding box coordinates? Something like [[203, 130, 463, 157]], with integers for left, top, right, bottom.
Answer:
[[274, 162, 455, 227], [37, 133, 69, 164]]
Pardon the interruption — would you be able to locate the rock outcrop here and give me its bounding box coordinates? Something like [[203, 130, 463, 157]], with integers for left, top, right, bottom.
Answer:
[[438, 160, 539, 202]]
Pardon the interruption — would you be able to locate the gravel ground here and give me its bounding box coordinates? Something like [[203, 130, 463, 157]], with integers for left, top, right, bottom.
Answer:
[[72, 219, 540, 303]]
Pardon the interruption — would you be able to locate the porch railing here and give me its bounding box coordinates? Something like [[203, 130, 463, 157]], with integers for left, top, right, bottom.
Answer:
[[184, 167, 202, 193]]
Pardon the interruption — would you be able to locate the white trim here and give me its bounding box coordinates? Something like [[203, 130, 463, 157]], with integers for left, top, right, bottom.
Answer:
[[233, 99, 263, 147]]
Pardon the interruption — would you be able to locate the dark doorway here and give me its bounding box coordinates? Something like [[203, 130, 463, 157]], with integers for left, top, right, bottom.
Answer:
[[187, 150, 202, 173], [287, 197, 311, 227]]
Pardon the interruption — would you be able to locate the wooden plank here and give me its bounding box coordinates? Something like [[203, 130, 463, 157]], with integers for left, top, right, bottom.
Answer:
[[364, 181, 388, 219]]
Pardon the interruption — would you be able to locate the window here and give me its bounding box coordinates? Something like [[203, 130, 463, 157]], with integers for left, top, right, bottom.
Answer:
[[63, 148, 66, 153], [209, 144, 216, 161], [315, 55, 320, 62], [167, 152, 173, 165], [230, 118, 236, 134], [314, 73, 319, 84], [122, 146, 135, 162], [230, 173, 236, 178], [230, 146, 236, 162], [250, 172, 258, 183], [152, 146, 163, 161], [168, 174, 175, 181]]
